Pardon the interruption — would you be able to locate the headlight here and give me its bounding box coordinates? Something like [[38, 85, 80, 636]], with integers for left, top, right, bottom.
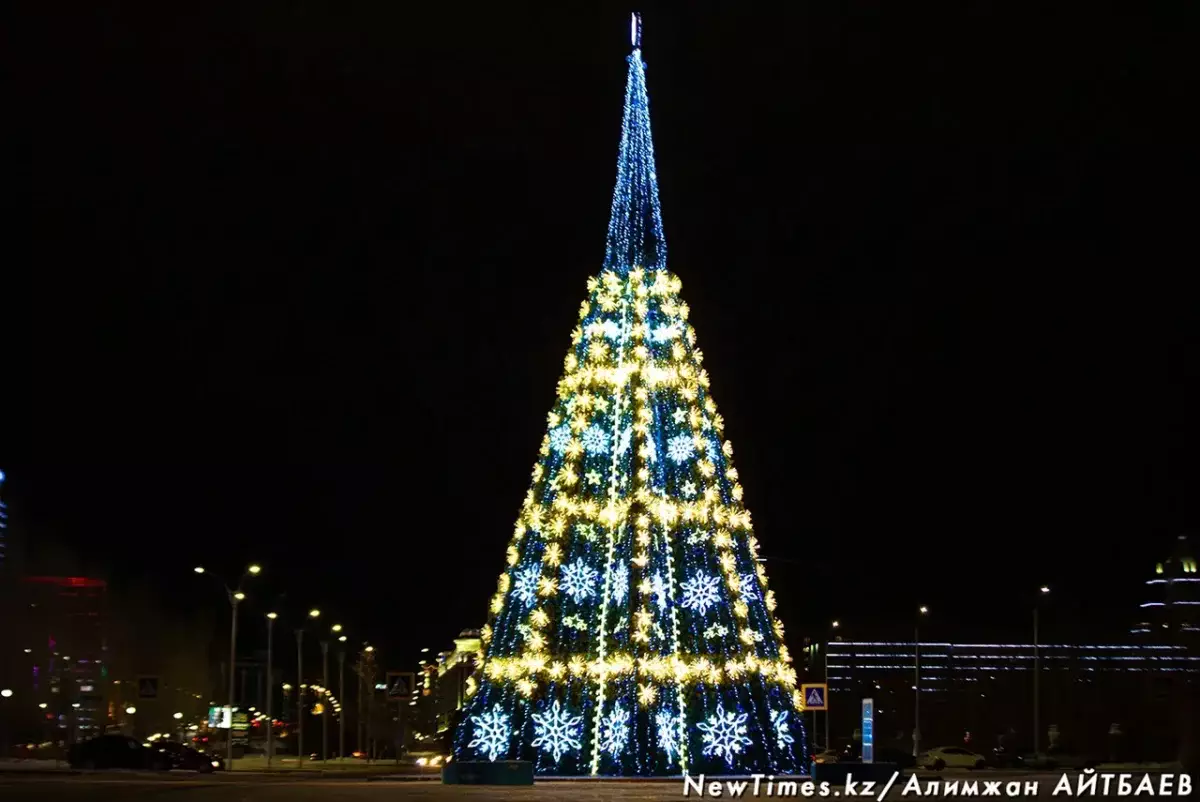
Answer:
[[211, 761, 220, 768]]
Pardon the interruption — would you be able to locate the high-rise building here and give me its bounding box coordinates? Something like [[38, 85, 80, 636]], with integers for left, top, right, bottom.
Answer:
[[19, 576, 111, 742], [1132, 534, 1199, 637], [0, 469, 8, 569]]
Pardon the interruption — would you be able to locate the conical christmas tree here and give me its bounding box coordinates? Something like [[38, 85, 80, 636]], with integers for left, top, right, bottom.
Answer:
[[453, 15, 807, 777]]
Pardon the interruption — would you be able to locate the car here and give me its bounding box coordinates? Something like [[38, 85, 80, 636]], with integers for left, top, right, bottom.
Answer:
[[67, 735, 170, 771], [1024, 746, 1098, 771], [988, 745, 1028, 769], [872, 747, 917, 769], [812, 749, 841, 765], [155, 741, 222, 772], [916, 746, 988, 771]]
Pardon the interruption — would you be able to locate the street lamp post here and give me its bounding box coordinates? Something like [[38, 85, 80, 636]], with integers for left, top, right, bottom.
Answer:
[[826, 620, 839, 751], [338, 637, 347, 763], [914, 606, 929, 758], [296, 608, 320, 767], [321, 640, 330, 763], [266, 612, 277, 767], [195, 563, 261, 771], [1034, 585, 1050, 757]]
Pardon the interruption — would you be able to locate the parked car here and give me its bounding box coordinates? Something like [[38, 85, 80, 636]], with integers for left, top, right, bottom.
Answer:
[[916, 746, 988, 770], [1024, 746, 1098, 771], [812, 749, 841, 765], [988, 745, 1028, 769], [155, 741, 221, 772], [67, 735, 170, 771], [873, 747, 917, 769]]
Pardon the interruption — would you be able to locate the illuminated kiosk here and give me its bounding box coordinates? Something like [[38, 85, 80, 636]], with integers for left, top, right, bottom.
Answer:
[[448, 15, 807, 780]]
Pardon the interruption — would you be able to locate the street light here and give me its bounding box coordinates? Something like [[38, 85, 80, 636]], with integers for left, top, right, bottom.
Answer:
[[331, 624, 343, 633], [125, 706, 137, 715], [266, 612, 278, 767], [38, 703, 47, 709], [0, 689, 12, 698], [824, 620, 840, 750], [296, 607, 324, 767], [1034, 586, 1051, 757], [914, 605, 929, 758], [173, 712, 183, 720], [193, 563, 262, 771]]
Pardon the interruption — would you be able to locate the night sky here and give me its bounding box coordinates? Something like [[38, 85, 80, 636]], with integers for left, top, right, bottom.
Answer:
[[11, 5, 1199, 662]]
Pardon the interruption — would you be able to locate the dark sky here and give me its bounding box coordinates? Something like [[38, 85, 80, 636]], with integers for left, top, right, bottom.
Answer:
[[10, 4, 1200, 662]]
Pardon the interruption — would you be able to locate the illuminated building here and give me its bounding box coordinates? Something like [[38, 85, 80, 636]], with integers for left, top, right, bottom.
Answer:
[[0, 469, 7, 568], [816, 640, 1196, 756], [1132, 534, 1199, 637], [19, 576, 111, 742], [434, 629, 483, 738]]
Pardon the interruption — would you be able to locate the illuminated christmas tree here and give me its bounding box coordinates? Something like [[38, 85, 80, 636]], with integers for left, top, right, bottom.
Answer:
[[453, 15, 807, 777]]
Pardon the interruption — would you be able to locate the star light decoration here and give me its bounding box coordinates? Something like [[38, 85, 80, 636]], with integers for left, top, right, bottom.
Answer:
[[468, 704, 511, 762], [697, 703, 753, 765], [531, 700, 583, 763]]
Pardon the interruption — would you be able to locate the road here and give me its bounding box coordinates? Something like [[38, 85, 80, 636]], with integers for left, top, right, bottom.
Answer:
[[0, 771, 1180, 800]]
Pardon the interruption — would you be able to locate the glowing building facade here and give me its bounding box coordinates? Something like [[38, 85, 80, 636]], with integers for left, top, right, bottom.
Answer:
[[1133, 534, 1199, 637]]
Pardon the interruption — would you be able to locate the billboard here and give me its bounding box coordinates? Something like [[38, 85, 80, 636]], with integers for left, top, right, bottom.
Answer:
[[207, 706, 232, 729]]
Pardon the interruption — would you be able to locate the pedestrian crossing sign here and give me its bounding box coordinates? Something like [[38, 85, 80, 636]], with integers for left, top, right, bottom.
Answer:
[[801, 683, 828, 711], [137, 676, 159, 700], [385, 671, 416, 702]]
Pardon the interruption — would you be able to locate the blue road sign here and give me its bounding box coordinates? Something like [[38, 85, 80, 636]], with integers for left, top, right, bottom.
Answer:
[[801, 683, 828, 711]]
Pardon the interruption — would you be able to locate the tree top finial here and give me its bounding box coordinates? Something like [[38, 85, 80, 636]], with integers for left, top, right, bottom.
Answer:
[[631, 12, 642, 49]]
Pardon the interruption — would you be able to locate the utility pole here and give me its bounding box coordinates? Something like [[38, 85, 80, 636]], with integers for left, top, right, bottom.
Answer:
[[338, 648, 346, 763], [295, 629, 304, 767], [914, 606, 928, 758], [321, 640, 329, 763], [266, 613, 276, 767], [1034, 585, 1049, 757]]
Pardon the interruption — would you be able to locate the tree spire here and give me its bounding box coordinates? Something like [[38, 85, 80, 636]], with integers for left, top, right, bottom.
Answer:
[[603, 12, 665, 275]]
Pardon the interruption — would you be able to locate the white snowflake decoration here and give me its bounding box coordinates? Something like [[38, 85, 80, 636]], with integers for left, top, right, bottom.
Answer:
[[615, 426, 633, 456], [681, 480, 698, 499], [611, 563, 630, 605], [644, 438, 657, 463], [681, 572, 722, 616], [652, 322, 680, 342], [666, 434, 696, 464], [650, 572, 669, 612], [581, 425, 610, 455], [771, 709, 795, 751], [548, 424, 572, 454], [468, 704, 511, 762], [655, 709, 681, 762], [599, 319, 622, 340], [599, 703, 631, 758], [531, 700, 583, 763], [512, 565, 541, 606], [560, 559, 599, 603], [738, 573, 759, 601], [698, 703, 753, 765]]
